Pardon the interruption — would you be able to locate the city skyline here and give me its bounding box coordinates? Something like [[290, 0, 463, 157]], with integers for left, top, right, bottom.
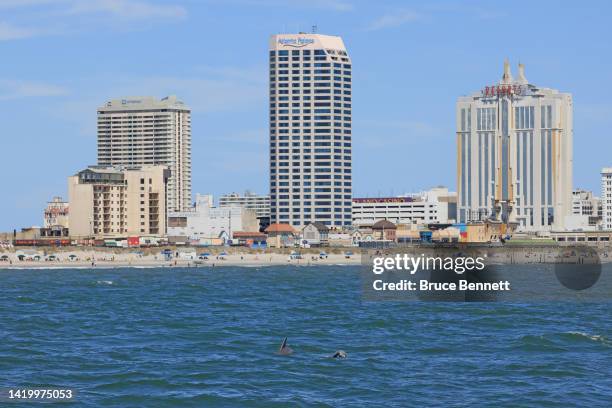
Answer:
[[2, 0, 612, 230]]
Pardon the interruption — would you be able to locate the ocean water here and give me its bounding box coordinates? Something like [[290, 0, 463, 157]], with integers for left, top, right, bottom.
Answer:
[[0, 266, 611, 407]]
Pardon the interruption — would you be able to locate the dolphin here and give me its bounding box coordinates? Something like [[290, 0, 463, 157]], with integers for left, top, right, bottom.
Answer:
[[331, 350, 347, 359], [278, 337, 293, 355]]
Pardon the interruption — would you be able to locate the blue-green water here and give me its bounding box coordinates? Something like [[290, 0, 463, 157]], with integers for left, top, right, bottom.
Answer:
[[1, 266, 611, 407]]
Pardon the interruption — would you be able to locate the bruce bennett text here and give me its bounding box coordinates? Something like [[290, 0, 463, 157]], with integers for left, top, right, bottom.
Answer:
[[373, 280, 511, 292]]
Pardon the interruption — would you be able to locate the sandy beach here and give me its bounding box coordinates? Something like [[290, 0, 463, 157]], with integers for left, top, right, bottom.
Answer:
[[0, 247, 361, 269], [2, 244, 611, 269]]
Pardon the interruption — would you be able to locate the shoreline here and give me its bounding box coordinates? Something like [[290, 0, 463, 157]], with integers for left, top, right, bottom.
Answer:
[[2, 244, 611, 269], [0, 250, 361, 269]]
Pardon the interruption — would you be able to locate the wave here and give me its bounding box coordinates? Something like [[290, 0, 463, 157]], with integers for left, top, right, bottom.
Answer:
[[564, 331, 610, 345], [96, 280, 114, 285]]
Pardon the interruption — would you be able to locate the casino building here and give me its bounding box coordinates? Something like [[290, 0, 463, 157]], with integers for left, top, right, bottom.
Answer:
[[456, 61, 573, 232], [269, 33, 353, 228]]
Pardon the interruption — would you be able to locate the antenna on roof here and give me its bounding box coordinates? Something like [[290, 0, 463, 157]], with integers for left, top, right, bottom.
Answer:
[[312, 25, 317, 34]]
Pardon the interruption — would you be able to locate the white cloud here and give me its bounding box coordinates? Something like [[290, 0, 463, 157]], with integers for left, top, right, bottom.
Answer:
[[0, 80, 68, 100], [0, 21, 38, 40], [366, 10, 422, 31], [65, 0, 187, 19], [0, 0, 187, 41]]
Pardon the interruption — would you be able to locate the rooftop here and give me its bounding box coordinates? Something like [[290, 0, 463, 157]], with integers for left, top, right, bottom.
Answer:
[[265, 223, 296, 234], [372, 220, 397, 230]]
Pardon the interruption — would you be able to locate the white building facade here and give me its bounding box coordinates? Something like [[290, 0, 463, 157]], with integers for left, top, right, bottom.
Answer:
[[43, 196, 69, 229], [97, 96, 192, 212], [219, 191, 270, 218], [457, 61, 573, 232], [566, 189, 602, 230], [269, 33, 353, 228], [352, 187, 457, 227], [602, 168, 612, 230], [167, 194, 259, 242]]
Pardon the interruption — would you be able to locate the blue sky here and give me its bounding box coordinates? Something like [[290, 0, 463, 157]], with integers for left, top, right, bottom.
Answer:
[[1, 0, 611, 230]]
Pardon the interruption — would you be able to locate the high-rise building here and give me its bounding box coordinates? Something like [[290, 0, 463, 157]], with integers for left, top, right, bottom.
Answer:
[[456, 61, 573, 232], [68, 165, 170, 238], [219, 191, 270, 218], [602, 168, 612, 230], [97, 95, 191, 212], [269, 33, 353, 228]]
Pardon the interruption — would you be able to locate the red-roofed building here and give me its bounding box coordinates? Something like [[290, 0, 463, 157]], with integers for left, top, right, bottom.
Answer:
[[265, 223, 296, 248], [232, 231, 267, 248]]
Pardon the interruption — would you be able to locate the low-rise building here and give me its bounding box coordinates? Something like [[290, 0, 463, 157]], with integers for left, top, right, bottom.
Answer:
[[352, 187, 457, 227], [301, 222, 329, 247], [167, 194, 259, 244], [265, 223, 296, 248], [231, 231, 267, 248], [44, 196, 69, 229], [551, 230, 612, 243], [68, 165, 170, 239], [567, 189, 602, 230], [371, 220, 397, 241], [219, 191, 271, 232]]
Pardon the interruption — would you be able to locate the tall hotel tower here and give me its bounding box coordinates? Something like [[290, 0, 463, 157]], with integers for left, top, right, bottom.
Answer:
[[456, 61, 573, 231], [269, 33, 353, 228], [97, 96, 192, 212]]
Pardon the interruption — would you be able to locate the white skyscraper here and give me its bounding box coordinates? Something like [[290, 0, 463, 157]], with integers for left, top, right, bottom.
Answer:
[[269, 33, 353, 228], [456, 61, 573, 232], [97, 95, 191, 212], [602, 168, 612, 230]]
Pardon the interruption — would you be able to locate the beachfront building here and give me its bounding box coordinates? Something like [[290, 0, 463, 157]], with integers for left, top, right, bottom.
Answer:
[[269, 33, 353, 229], [565, 189, 602, 230], [219, 191, 270, 218], [265, 223, 296, 248], [456, 61, 573, 232], [301, 222, 329, 246], [68, 165, 170, 239], [97, 96, 191, 212], [602, 168, 612, 230], [371, 220, 397, 241], [167, 194, 259, 244], [43, 196, 69, 229], [352, 187, 457, 228], [219, 191, 271, 231]]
